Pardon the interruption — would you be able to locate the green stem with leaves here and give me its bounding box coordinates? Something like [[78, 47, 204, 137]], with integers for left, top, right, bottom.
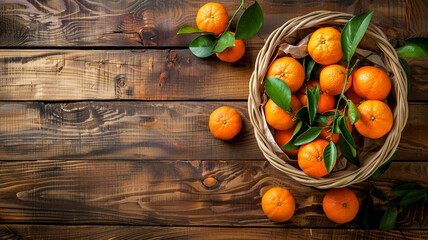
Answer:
[[221, 0, 245, 37]]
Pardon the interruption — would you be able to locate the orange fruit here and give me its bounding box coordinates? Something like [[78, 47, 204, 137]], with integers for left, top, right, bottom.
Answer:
[[308, 27, 343, 65], [215, 32, 245, 63], [262, 187, 296, 222], [275, 127, 299, 157], [265, 96, 302, 130], [196, 2, 229, 36], [323, 188, 359, 224], [320, 65, 352, 95], [209, 106, 242, 140], [266, 57, 305, 93], [345, 87, 364, 107], [296, 79, 335, 113], [352, 66, 392, 101], [318, 110, 352, 144], [354, 100, 393, 139], [298, 139, 336, 178]]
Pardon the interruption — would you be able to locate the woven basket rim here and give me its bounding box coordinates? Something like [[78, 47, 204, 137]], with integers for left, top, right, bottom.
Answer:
[[248, 10, 408, 189]]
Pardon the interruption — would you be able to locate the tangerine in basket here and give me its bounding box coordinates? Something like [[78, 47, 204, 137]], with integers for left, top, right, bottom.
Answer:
[[354, 100, 393, 139], [345, 87, 364, 107], [275, 127, 299, 157], [298, 139, 336, 178], [320, 64, 352, 95], [265, 96, 302, 130], [209, 106, 242, 140], [266, 57, 305, 93], [308, 27, 343, 65], [352, 66, 392, 101], [216, 32, 245, 63], [196, 2, 229, 36], [318, 110, 352, 144], [262, 187, 296, 222], [296, 79, 335, 114], [323, 188, 359, 224]]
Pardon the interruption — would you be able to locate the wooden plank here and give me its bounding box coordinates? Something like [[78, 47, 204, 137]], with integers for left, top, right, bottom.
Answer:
[[0, 49, 426, 101], [0, 0, 426, 47], [0, 160, 426, 227], [1, 225, 427, 240], [0, 102, 426, 161]]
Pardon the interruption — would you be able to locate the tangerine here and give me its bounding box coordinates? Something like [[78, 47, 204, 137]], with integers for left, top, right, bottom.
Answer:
[[216, 32, 245, 63], [266, 57, 305, 93], [352, 66, 392, 101], [354, 100, 393, 139], [298, 139, 336, 178], [308, 27, 343, 65], [323, 188, 359, 224], [275, 127, 299, 157], [296, 79, 335, 114], [320, 65, 352, 95], [262, 187, 296, 222], [264, 96, 302, 130], [196, 2, 229, 36], [209, 106, 242, 140]]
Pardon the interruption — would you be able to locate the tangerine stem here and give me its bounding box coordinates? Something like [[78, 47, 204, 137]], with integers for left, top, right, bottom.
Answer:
[[221, 0, 245, 37]]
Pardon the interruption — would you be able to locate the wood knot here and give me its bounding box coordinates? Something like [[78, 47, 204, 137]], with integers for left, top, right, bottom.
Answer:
[[116, 75, 126, 87], [159, 72, 168, 86], [202, 176, 218, 188]]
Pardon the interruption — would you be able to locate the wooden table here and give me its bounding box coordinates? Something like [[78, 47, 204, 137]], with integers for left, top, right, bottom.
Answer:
[[0, 0, 427, 239]]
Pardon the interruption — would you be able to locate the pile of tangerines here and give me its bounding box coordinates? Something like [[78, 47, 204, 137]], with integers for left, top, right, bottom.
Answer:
[[204, 3, 393, 225]]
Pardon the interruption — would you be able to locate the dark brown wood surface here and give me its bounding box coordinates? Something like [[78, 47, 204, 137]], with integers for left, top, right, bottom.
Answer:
[[0, 0, 427, 239]]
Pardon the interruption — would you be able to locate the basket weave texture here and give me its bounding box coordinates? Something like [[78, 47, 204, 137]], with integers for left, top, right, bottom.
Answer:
[[248, 10, 408, 189]]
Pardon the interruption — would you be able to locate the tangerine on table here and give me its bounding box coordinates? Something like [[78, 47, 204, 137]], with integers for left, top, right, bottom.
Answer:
[[296, 79, 335, 114], [196, 2, 229, 35], [352, 66, 392, 101], [275, 127, 299, 157], [323, 188, 359, 224], [320, 64, 352, 95], [266, 57, 305, 93], [264, 95, 302, 130], [215, 32, 245, 63], [318, 109, 352, 144], [354, 100, 393, 139], [209, 106, 242, 140], [308, 27, 343, 65], [298, 139, 336, 178], [262, 187, 296, 222]]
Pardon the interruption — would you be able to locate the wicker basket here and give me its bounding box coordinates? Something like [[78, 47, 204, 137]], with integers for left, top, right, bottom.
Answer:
[[248, 10, 408, 189]]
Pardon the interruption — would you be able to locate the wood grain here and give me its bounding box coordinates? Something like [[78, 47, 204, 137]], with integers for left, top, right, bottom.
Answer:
[[0, 0, 427, 47], [1, 225, 427, 240], [0, 101, 426, 161], [0, 49, 426, 101], [0, 160, 426, 227]]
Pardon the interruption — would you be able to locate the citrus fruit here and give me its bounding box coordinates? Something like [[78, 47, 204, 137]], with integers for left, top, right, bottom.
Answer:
[[318, 110, 352, 144], [209, 106, 242, 140], [320, 65, 352, 95], [264, 96, 302, 130], [275, 127, 299, 157], [345, 87, 364, 107], [262, 187, 296, 222], [323, 188, 359, 224], [215, 32, 245, 63], [196, 2, 229, 35], [308, 27, 343, 65], [298, 139, 336, 178], [266, 57, 305, 93], [354, 100, 393, 139], [352, 66, 392, 101], [296, 79, 335, 113]]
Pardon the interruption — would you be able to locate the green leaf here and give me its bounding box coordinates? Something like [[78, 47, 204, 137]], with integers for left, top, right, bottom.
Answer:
[[306, 87, 318, 125], [338, 117, 356, 148], [213, 32, 235, 53], [265, 77, 292, 112], [333, 115, 343, 134], [362, 196, 374, 229], [341, 11, 375, 62], [189, 35, 216, 58], [282, 121, 307, 151], [177, 25, 214, 35], [323, 141, 337, 173], [315, 114, 327, 126], [293, 127, 323, 145], [339, 134, 360, 166], [392, 183, 425, 197], [379, 204, 398, 231], [235, 1, 263, 40], [304, 55, 316, 82], [347, 100, 360, 124], [405, 38, 428, 53], [371, 149, 398, 179], [295, 106, 309, 119], [398, 58, 410, 94], [396, 44, 426, 59], [400, 189, 428, 207], [312, 84, 320, 103]]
